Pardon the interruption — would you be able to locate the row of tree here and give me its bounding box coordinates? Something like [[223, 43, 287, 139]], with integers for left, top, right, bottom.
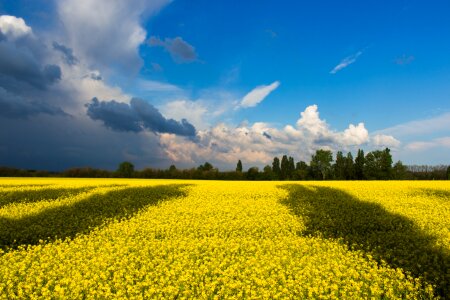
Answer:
[[1, 148, 449, 180]]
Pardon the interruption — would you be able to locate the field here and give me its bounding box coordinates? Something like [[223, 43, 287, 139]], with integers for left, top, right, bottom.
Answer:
[[0, 179, 449, 299]]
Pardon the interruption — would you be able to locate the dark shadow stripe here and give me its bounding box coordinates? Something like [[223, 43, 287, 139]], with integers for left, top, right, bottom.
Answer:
[[279, 184, 449, 298], [0, 184, 189, 250]]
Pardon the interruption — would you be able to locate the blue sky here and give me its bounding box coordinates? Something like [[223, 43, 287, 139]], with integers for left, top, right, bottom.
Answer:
[[0, 0, 449, 170]]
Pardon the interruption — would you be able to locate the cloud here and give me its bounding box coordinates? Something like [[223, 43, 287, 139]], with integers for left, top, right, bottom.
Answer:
[[374, 112, 450, 139], [330, 51, 363, 74], [0, 87, 67, 118], [404, 137, 450, 152], [52, 41, 78, 65], [86, 97, 196, 136], [0, 20, 62, 90], [0, 15, 32, 39], [371, 134, 401, 148], [265, 29, 277, 38], [138, 79, 181, 92], [159, 104, 394, 169], [394, 54, 414, 65], [239, 81, 280, 108], [149, 36, 198, 63], [57, 0, 170, 73]]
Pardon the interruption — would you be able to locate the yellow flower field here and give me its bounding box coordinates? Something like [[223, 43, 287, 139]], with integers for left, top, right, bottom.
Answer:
[[0, 178, 449, 299]]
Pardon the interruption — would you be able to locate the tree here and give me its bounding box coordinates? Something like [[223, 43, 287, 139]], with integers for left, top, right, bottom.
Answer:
[[295, 161, 309, 180], [355, 149, 365, 180], [117, 161, 134, 178], [246, 167, 259, 180], [262, 165, 274, 180], [364, 148, 393, 180], [310, 149, 333, 180], [447, 166, 450, 180], [288, 156, 295, 179], [280, 155, 289, 180], [333, 151, 346, 180], [236, 160, 243, 172], [272, 157, 281, 179], [380, 148, 393, 179], [198, 162, 214, 172], [344, 152, 354, 180], [393, 161, 408, 180]]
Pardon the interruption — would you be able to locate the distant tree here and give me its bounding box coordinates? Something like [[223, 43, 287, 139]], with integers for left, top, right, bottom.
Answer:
[[295, 161, 309, 180], [393, 161, 408, 180], [310, 149, 333, 180], [447, 166, 450, 180], [262, 165, 274, 180], [117, 161, 134, 178], [169, 165, 177, 172], [280, 155, 289, 180], [288, 156, 295, 179], [380, 148, 393, 179], [198, 162, 214, 172], [272, 157, 281, 179], [354, 149, 365, 180], [236, 160, 243, 172], [334, 151, 346, 180], [246, 167, 259, 180], [364, 150, 393, 180], [344, 152, 354, 180]]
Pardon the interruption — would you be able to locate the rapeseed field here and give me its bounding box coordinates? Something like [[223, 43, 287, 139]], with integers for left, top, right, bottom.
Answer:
[[0, 178, 449, 299]]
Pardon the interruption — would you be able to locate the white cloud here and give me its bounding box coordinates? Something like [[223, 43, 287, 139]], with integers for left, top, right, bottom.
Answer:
[[405, 137, 450, 152], [371, 134, 401, 148], [160, 100, 208, 130], [0, 15, 32, 39], [374, 112, 450, 138], [159, 104, 390, 169], [330, 51, 362, 74], [239, 81, 280, 108], [57, 0, 170, 73], [138, 79, 182, 92]]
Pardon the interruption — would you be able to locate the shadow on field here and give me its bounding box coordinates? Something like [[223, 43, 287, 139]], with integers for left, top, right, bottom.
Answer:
[[0, 187, 96, 208], [279, 185, 449, 298], [0, 185, 188, 250]]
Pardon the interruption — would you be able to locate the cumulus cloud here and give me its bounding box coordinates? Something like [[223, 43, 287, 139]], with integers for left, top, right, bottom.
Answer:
[[86, 97, 196, 136], [371, 134, 401, 148], [159, 104, 393, 169], [330, 51, 362, 74], [149, 36, 198, 63], [0, 15, 32, 39], [138, 79, 181, 92], [239, 81, 280, 108], [57, 0, 170, 72]]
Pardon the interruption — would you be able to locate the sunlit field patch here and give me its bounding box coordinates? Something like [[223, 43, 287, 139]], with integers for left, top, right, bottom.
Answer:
[[0, 178, 448, 299]]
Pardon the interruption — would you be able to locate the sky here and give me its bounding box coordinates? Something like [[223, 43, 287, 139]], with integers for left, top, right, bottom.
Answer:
[[0, 0, 449, 171]]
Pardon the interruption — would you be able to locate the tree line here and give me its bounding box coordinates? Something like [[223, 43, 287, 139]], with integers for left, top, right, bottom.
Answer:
[[1, 148, 449, 180]]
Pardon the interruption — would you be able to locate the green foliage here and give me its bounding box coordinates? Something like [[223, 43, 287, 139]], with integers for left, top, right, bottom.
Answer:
[[272, 157, 281, 179], [310, 149, 333, 180], [236, 160, 243, 173], [117, 161, 135, 178], [246, 167, 259, 180], [354, 149, 365, 180]]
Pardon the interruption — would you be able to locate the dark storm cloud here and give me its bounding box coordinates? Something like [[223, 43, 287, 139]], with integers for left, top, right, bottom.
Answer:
[[52, 41, 78, 65], [0, 87, 67, 118], [86, 97, 197, 136], [0, 36, 61, 90], [148, 36, 197, 63]]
